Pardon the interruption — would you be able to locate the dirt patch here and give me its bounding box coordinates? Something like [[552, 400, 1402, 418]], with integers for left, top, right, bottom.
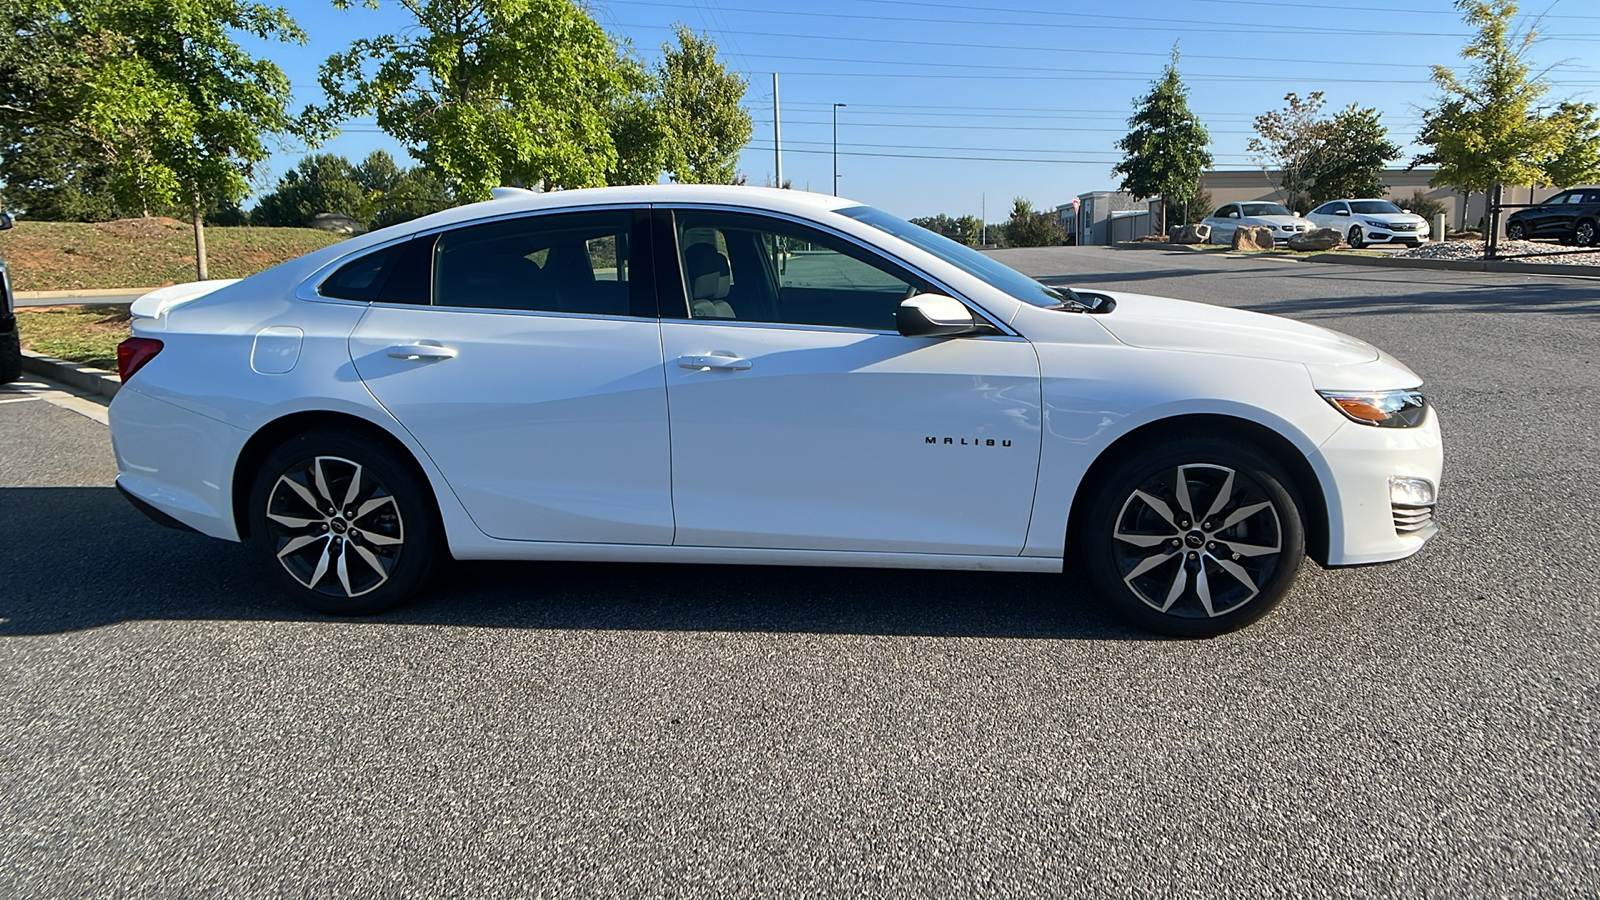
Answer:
[[97, 217, 187, 239]]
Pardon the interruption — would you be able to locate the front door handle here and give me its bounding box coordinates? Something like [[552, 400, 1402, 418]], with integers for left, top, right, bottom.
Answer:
[[387, 342, 457, 361], [678, 353, 752, 371]]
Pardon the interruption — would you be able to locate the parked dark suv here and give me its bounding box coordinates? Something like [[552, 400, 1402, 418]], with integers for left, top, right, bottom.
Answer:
[[1, 211, 18, 385], [1505, 186, 1600, 246]]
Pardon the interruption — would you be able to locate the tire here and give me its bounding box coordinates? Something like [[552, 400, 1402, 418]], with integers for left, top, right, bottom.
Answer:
[[1346, 226, 1365, 249], [248, 427, 438, 615], [0, 329, 19, 385], [1576, 220, 1598, 248], [1505, 220, 1527, 241], [1080, 436, 1306, 637]]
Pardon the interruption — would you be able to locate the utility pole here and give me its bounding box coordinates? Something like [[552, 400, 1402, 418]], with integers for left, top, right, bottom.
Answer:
[[833, 103, 847, 196], [981, 193, 986, 246], [772, 73, 783, 188]]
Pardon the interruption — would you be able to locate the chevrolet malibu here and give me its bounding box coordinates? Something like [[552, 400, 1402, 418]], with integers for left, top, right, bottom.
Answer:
[[109, 185, 1442, 637]]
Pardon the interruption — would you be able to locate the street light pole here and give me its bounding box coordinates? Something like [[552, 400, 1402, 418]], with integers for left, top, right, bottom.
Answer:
[[833, 103, 847, 196]]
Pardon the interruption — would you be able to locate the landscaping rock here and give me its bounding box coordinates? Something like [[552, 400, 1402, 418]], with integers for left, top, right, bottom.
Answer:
[[1174, 223, 1212, 244], [1231, 225, 1275, 252], [311, 212, 363, 235], [1287, 227, 1342, 252]]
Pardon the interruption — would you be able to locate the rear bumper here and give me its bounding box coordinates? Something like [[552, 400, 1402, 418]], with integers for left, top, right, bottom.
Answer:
[[110, 384, 247, 541]]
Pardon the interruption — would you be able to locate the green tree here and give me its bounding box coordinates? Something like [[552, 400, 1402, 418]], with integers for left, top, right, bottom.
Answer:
[[1302, 105, 1401, 205], [1251, 93, 1399, 211], [250, 153, 365, 227], [0, 3, 135, 220], [69, 0, 309, 279], [1113, 46, 1213, 232], [1541, 101, 1600, 189], [1414, 0, 1600, 221], [311, 0, 646, 200], [656, 25, 752, 184], [909, 213, 983, 246], [1002, 198, 1065, 248]]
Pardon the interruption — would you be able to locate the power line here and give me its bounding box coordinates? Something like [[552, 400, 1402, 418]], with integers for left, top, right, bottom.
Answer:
[[605, 0, 1600, 40]]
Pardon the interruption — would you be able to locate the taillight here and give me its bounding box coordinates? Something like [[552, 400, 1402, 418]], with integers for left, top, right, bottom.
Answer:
[[116, 338, 164, 381]]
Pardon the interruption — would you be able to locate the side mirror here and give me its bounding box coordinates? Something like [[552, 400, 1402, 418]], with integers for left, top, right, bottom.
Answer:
[[897, 294, 979, 337], [1335, 210, 1350, 216]]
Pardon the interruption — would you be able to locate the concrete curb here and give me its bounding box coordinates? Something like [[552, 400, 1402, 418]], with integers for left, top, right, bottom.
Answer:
[[15, 287, 161, 299], [1304, 253, 1600, 278], [20, 349, 121, 399]]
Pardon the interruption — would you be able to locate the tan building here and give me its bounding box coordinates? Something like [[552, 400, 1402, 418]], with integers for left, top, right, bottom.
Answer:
[[1198, 169, 1562, 232]]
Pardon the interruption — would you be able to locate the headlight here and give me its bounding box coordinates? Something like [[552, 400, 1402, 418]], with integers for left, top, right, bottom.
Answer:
[[1364, 218, 1387, 228], [1317, 389, 1429, 427]]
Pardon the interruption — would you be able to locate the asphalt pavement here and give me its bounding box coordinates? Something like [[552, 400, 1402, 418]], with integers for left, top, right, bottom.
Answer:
[[1, 248, 1596, 897]]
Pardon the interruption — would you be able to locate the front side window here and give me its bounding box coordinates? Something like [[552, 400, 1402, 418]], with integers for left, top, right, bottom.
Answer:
[[672, 210, 927, 331], [432, 210, 634, 315]]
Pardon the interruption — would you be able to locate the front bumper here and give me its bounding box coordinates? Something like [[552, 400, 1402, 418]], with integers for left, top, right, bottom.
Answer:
[[1311, 404, 1444, 566]]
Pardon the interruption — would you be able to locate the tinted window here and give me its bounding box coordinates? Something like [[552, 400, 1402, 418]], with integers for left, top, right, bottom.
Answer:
[[320, 244, 402, 301], [1241, 203, 1292, 217], [433, 211, 634, 315], [673, 210, 929, 330], [1311, 203, 1334, 215]]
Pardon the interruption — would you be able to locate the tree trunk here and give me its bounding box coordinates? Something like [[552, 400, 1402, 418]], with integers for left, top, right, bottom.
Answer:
[[191, 197, 208, 281]]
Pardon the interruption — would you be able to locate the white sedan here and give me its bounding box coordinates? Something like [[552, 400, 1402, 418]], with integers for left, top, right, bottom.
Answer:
[[1307, 199, 1431, 248], [109, 185, 1442, 637], [1201, 202, 1317, 245]]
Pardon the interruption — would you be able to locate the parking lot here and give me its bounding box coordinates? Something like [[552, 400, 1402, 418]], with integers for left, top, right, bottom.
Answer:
[[2, 247, 1596, 897]]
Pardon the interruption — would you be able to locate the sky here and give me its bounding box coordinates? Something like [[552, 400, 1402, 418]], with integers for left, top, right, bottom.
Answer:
[[247, 0, 1600, 221]]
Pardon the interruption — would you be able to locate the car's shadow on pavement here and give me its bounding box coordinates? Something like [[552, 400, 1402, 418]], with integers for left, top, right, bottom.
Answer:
[[0, 487, 1146, 640]]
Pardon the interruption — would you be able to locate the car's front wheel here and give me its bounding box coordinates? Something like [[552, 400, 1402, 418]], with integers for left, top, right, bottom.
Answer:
[[1576, 220, 1598, 247], [1506, 220, 1527, 241], [1346, 226, 1365, 249], [1081, 437, 1306, 637], [248, 428, 438, 615]]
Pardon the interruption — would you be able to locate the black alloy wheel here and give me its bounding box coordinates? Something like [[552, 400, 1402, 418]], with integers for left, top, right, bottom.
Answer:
[[249, 427, 438, 615], [1081, 437, 1306, 637]]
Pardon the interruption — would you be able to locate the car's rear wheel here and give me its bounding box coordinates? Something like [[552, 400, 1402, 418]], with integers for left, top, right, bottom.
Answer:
[[1346, 226, 1365, 249], [1576, 220, 1598, 247], [1506, 220, 1527, 241], [1081, 437, 1306, 637], [0, 329, 20, 385], [248, 427, 438, 615]]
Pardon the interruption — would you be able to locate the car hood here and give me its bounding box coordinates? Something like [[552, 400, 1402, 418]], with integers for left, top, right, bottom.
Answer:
[[1090, 291, 1380, 366], [1356, 213, 1426, 226]]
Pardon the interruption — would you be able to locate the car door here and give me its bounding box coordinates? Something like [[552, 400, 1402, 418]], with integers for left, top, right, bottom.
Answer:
[[347, 208, 676, 545], [654, 206, 1042, 556], [1529, 192, 1573, 237], [1208, 205, 1238, 242]]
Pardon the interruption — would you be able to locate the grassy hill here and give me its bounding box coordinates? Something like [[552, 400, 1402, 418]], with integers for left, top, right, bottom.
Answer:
[[0, 218, 346, 292]]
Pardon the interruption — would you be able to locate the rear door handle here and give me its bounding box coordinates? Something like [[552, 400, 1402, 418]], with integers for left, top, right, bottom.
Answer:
[[678, 353, 752, 371], [387, 342, 457, 361]]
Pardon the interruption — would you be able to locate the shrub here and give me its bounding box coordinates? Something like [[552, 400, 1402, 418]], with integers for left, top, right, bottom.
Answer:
[[1396, 190, 1447, 222]]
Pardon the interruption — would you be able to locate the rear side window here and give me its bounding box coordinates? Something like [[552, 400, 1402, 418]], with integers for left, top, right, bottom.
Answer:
[[432, 210, 635, 316], [320, 244, 403, 301]]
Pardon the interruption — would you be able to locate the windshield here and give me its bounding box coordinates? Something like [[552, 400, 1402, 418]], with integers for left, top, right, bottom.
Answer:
[[1349, 200, 1403, 214], [1241, 203, 1292, 217], [836, 205, 1073, 309]]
